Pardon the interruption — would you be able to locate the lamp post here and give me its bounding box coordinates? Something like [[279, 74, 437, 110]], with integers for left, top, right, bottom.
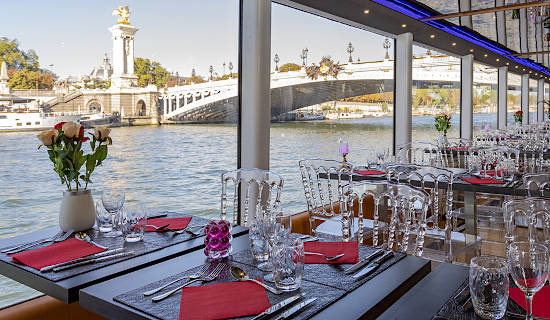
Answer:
[[209, 65, 214, 81], [191, 68, 196, 84], [222, 62, 226, 76], [300, 48, 308, 67], [347, 42, 354, 63], [274, 54, 280, 72], [228, 62, 233, 78], [383, 38, 391, 60]]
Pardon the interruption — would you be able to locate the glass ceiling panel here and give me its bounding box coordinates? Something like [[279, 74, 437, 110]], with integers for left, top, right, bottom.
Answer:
[[471, 0, 497, 42], [527, 17, 537, 56], [415, 0, 459, 25], [505, 0, 520, 53]]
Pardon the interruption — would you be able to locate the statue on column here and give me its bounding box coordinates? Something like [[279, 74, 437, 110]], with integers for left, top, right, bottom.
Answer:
[[112, 6, 130, 25]]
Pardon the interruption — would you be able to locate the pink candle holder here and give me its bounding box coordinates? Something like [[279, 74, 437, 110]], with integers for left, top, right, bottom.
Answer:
[[204, 220, 232, 259]]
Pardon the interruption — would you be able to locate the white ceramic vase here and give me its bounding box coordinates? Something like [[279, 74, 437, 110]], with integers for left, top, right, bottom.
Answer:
[[59, 190, 96, 232]]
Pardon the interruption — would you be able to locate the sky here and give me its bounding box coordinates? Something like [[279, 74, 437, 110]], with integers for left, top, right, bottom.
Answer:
[[0, 1, 398, 78]]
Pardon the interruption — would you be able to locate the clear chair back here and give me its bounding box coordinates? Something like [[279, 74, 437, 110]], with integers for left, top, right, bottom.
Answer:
[[503, 198, 550, 249], [523, 173, 550, 197], [396, 142, 443, 166]]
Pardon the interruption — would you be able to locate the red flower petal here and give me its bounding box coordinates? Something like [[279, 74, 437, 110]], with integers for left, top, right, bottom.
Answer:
[[78, 125, 84, 138], [81, 137, 90, 143], [54, 122, 66, 130]]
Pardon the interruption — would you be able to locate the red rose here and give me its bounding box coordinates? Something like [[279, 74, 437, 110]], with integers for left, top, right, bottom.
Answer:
[[81, 137, 90, 143], [54, 122, 66, 130], [78, 125, 84, 138]]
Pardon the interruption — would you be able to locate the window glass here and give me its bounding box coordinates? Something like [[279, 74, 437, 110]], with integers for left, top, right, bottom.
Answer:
[[529, 79, 537, 122], [473, 63, 498, 133], [507, 72, 522, 125]]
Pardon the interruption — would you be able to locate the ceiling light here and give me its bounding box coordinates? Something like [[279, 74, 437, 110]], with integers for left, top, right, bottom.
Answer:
[[484, 54, 488, 57], [496, 58, 500, 62], [402, 24, 407, 28], [363, 9, 370, 14], [529, 71, 532, 74], [515, 66, 518, 68], [430, 34, 435, 38], [506, 62, 509, 65], [452, 42, 456, 46], [469, 49, 474, 52], [523, 68, 526, 71]]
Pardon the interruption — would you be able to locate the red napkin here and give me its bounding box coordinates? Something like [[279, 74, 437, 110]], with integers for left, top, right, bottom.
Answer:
[[179, 280, 270, 320], [9, 238, 106, 270], [509, 286, 550, 318], [450, 146, 471, 151], [479, 170, 501, 176], [355, 170, 385, 176], [461, 177, 505, 185], [304, 241, 358, 264], [146, 217, 192, 232]]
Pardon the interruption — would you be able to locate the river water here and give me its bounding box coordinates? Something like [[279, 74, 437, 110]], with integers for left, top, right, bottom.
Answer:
[[0, 113, 506, 307]]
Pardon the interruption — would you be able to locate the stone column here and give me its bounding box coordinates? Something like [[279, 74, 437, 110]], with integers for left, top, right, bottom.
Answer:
[[461, 54, 474, 139], [109, 23, 138, 88]]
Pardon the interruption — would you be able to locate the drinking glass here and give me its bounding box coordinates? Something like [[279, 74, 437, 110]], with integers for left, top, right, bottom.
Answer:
[[249, 221, 269, 262], [95, 200, 113, 232], [261, 211, 292, 282], [469, 256, 509, 319], [272, 237, 304, 292], [121, 204, 147, 242], [507, 241, 549, 320], [101, 188, 125, 237]]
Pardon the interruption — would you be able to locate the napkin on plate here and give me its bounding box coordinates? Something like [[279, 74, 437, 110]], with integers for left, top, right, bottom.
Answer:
[[304, 241, 358, 264], [179, 280, 270, 320], [9, 238, 106, 270], [509, 286, 550, 318], [460, 177, 505, 185], [146, 217, 192, 232], [355, 170, 385, 176]]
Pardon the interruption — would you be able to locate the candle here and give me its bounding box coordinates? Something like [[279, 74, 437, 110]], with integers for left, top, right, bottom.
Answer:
[[339, 139, 349, 154]]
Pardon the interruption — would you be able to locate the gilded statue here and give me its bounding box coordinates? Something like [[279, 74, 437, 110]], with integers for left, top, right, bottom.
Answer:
[[112, 6, 130, 25]]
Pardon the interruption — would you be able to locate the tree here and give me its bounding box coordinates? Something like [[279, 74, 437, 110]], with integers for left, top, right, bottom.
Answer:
[[0, 37, 39, 71], [134, 57, 169, 88], [279, 63, 301, 72], [184, 75, 205, 85], [8, 69, 54, 89]]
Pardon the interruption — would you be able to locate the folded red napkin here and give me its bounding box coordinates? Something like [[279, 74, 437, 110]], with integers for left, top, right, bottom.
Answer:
[[450, 146, 471, 151], [179, 280, 270, 320], [146, 217, 192, 232], [479, 170, 501, 176], [9, 238, 106, 270], [461, 177, 505, 185], [509, 286, 550, 318], [304, 241, 358, 264], [355, 170, 385, 176]]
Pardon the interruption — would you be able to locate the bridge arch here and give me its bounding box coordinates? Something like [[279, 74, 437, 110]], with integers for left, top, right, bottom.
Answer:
[[87, 100, 103, 113], [137, 99, 146, 116]]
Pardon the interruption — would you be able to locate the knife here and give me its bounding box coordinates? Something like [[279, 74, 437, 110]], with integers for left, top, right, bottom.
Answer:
[[53, 251, 134, 272], [352, 251, 394, 280], [344, 249, 384, 274], [147, 213, 168, 219], [273, 298, 317, 320], [40, 248, 124, 272], [250, 294, 303, 320]]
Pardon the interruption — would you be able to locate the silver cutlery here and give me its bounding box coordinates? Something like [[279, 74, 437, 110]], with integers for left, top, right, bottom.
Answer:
[[352, 251, 394, 280], [273, 297, 317, 320], [53, 251, 134, 272], [301, 237, 319, 243], [147, 213, 168, 219], [251, 294, 304, 320], [4, 230, 72, 254], [143, 263, 211, 296], [152, 263, 225, 302], [74, 232, 108, 249], [2, 230, 65, 254], [344, 249, 384, 274], [40, 248, 124, 272], [230, 266, 281, 294], [54, 229, 74, 242], [304, 252, 344, 261], [146, 224, 170, 231], [184, 225, 206, 236]]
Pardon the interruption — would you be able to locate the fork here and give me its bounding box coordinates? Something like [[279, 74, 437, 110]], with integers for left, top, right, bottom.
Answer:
[[146, 224, 170, 231], [304, 252, 345, 261], [143, 263, 211, 296], [152, 263, 225, 302], [184, 225, 206, 236], [2, 230, 65, 254]]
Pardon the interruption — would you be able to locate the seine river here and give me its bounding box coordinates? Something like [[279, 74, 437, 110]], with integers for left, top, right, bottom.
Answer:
[[0, 113, 509, 307]]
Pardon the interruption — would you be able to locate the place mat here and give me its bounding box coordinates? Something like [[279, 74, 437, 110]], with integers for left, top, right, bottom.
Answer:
[[230, 245, 406, 292], [433, 280, 526, 320], [114, 260, 346, 320], [304, 241, 359, 264], [146, 217, 192, 232], [0, 212, 211, 282], [355, 170, 386, 176], [460, 177, 505, 185]]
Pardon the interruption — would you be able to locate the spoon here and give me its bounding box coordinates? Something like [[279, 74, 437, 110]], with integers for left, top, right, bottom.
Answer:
[[75, 232, 108, 249], [230, 266, 281, 294]]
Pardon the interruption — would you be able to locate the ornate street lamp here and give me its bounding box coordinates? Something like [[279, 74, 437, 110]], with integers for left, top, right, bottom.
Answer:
[[228, 62, 234, 78], [383, 38, 391, 60], [191, 68, 196, 84], [274, 54, 280, 72], [209, 65, 214, 81], [347, 42, 354, 63], [222, 62, 226, 76], [300, 48, 308, 67]]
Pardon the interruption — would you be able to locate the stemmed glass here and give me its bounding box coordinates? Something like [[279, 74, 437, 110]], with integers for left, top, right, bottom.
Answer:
[[101, 188, 125, 237], [507, 241, 549, 320]]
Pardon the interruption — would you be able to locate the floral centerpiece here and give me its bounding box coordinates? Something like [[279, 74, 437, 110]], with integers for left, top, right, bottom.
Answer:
[[434, 113, 451, 146], [37, 121, 112, 231], [513, 110, 523, 124]]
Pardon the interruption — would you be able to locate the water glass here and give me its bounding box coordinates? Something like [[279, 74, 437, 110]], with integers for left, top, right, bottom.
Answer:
[[249, 222, 269, 262], [101, 188, 125, 237], [121, 204, 146, 242], [469, 256, 509, 319], [272, 237, 304, 292], [507, 241, 549, 320], [95, 200, 113, 232]]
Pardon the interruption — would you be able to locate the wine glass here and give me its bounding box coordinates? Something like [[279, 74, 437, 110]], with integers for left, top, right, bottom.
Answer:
[[507, 241, 549, 320], [101, 188, 125, 237]]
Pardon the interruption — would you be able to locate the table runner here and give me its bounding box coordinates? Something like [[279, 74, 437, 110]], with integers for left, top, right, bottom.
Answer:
[[114, 260, 346, 320], [0, 213, 210, 282]]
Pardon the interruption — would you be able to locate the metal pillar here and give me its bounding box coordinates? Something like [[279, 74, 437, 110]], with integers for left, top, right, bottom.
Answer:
[[495, 0, 507, 46], [239, 0, 271, 170], [459, 0, 472, 28], [394, 33, 412, 153], [519, 0, 528, 53], [521, 74, 529, 124], [461, 54, 474, 140], [538, 79, 545, 122], [497, 67, 508, 129]]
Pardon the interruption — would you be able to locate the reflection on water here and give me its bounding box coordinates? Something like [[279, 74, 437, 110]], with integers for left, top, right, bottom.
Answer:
[[0, 113, 499, 307]]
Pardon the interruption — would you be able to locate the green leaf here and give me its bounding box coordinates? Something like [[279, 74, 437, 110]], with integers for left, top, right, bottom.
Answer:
[[96, 145, 108, 162], [86, 154, 96, 172]]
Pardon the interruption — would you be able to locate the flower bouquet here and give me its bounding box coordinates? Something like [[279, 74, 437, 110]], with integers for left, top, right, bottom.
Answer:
[[434, 113, 452, 135], [513, 110, 523, 124]]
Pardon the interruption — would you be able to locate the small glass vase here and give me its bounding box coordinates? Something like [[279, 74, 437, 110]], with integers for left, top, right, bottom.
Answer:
[[437, 133, 448, 147], [204, 220, 232, 260]]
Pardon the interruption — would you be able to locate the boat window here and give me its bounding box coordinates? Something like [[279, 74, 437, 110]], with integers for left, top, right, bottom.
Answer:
[[16, 123, 22, 126], [26, 122, 31, 125], [35, 122, 41, 125], [0, 115, 6, 119]]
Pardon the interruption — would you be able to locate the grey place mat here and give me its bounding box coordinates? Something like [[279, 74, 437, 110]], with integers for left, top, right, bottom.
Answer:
[[114, 259, 346, 320], [433, 279, 527, 320], [230, 245, 406, 292], [0, 213, 211, 282]]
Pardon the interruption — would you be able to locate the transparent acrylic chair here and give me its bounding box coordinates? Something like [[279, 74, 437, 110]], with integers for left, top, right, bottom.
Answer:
[[221, 168, 284, 226], [385, 164, 481, 263], [442, 138, 474, 169], [298, 159, 353, 240], [523, 173, 550, 197], [395, 142, 444, 166], [503, 198, 550, 250]]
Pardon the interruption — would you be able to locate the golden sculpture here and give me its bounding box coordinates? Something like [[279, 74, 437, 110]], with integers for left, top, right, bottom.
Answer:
[[112, 6, 130, 25]]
